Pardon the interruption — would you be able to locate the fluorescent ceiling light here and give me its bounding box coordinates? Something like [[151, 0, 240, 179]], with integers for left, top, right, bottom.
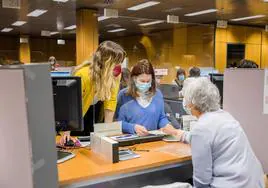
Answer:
[[27, 9, 48, 17], [50, 31, 59, 35], [1, 28, 13, 32], [139, 20, 165, 26], [64, 25, 76, 30], [53, 0, 69, 2], [107, 28, 126, 33], [12, 21, 27, 26], [41, 30, 51, 36], [128, 1, 160, 11], [164, 7, 182, 13], [98, 16, 109, 21], [185, 9, 218, 16], [230, 15, 266, 21]]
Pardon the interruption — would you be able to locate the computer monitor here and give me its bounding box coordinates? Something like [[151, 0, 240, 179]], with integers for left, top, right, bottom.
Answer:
[[164, 99, 187, 118], [209, 73, 224, 105], [52, 76, 84, 132], [159, 84, 180, 100]]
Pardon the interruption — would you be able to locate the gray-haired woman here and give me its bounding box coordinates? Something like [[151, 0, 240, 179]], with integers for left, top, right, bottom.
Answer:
[[175, 77, 264, 188]]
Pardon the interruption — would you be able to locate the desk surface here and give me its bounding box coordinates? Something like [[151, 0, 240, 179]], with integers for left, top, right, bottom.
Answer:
[[58, 141, 191, 186]]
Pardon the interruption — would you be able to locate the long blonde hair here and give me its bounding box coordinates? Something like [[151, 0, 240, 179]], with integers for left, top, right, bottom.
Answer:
[[73, 41, 126, 101]]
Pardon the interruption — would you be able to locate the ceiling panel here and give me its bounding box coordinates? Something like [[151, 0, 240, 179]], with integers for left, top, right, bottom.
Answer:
[[0, 0, 267, 39]]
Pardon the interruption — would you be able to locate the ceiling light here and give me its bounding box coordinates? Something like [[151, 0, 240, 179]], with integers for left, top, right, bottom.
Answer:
[[98, 16, 109, 21], [12, 21, 27, 26], [41, 30, 51, 36], [106, 24, 121, 28], [164, 7, 182, 13], [27, 9, 48, 17], [139, 20, 165, 26], [50, 31, 59, 35], [107, 28, 126, 33], [64, 25, 76, 30], [53, 0, 69, 2], [230, 15, 266, 21], [264, 0, 268, 2], [185, 9, 218, 16], [128, 1, 160, 11], [1, 28, 13, 32]]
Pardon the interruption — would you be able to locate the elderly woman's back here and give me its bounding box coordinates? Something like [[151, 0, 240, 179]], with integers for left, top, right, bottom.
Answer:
[[178, 77, 264, 188], [191, 109, 264, 188]]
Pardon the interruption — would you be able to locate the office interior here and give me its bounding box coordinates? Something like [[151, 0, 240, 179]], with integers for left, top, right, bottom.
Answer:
[[0, 0, 268, 188]]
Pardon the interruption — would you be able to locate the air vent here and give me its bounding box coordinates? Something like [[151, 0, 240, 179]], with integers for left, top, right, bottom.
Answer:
[[104, 8, 118, 18], [217, 20, 228, 29], [2, 0, 20, 9], [167, 15, 179, 24]]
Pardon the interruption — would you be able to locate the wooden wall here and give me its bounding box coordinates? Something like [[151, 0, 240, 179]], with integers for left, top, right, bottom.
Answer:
[[113, 25, 215, 83], [215, 25, 267, 72], [0, 36, 75, 65]]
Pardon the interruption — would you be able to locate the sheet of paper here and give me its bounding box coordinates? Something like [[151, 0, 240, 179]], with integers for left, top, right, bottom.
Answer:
[[148, 130, 168, 135], [263, 69, 268, 114]]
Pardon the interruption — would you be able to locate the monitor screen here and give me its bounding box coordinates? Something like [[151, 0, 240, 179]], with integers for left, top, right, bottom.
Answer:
[[52, 76, 83, 132], [51, 71, 71, 77], [209, 73, 224, 106]]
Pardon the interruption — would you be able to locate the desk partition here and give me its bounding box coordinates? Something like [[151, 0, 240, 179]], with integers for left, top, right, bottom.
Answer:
[[223, 69, 268, 173], [0, 64, 58, 188]]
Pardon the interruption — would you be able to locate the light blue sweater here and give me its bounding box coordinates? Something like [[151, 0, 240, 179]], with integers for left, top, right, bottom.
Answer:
[[118, 90, 170, 134], [183, 110, 264, 188]]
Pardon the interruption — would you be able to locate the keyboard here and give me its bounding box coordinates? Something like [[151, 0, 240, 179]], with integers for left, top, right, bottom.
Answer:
[[116, 134, 164, 147]]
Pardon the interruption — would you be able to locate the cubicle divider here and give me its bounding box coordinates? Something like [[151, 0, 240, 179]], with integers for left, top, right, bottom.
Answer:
[[223, 69, 268, 173], [0, 64, 58, 188]]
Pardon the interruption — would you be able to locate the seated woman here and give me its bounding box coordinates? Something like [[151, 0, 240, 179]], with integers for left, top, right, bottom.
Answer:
[[118, 59, 178, 136], [174, 67, 186, 91], [176, 77, 264, 188]]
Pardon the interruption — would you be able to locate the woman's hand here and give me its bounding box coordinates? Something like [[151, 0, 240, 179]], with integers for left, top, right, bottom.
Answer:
[[134, 125, 149, 136], [59, 131, 77, 146]]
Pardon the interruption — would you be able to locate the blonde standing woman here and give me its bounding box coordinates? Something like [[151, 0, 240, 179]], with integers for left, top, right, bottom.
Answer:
[[60, 41, 126, 145]]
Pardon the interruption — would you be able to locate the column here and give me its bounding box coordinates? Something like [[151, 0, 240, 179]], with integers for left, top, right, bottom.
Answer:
[[19, 36, 31, 64], [76, 9, 98, 65]]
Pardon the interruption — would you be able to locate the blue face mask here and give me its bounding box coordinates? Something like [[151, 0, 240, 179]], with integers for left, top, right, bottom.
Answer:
[[178, 75, 185, 81], [135, 80, 152, 93]]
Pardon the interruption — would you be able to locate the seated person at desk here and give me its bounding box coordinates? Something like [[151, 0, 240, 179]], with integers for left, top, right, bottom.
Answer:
[[118, 59, 178, 136], [188, 66, 200, 78], [173, 67, 186, 91], [115, 68, 181, 129], [59, 41, 126, 145], [176, 77, 264, 188]]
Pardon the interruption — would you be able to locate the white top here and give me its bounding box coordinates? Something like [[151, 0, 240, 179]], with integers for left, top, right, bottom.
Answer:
[[183, 110, 264, 188]]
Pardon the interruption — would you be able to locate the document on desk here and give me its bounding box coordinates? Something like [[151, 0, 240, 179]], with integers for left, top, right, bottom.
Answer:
[[148, 130, 167, 136]]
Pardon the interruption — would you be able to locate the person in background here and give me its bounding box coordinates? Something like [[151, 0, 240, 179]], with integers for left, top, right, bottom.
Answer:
[[118, 59, 179, 136], [237, 59, 258, 68], [60, 41, 126, 145], [120, 68, 130, 90], [174, 68, 186, 91], [48, 56, 58, 71], [189, 66, 200, 78], [174, 77, 264, 188]]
